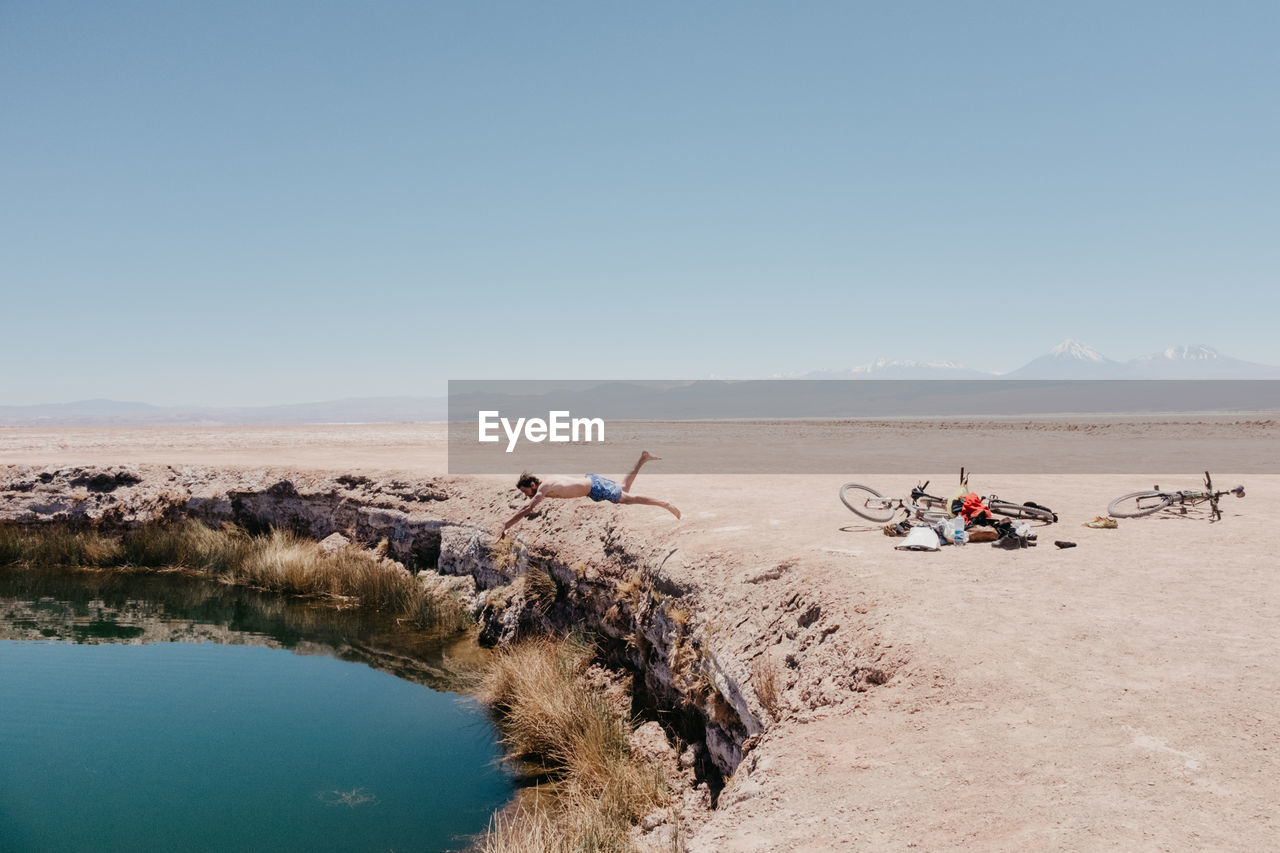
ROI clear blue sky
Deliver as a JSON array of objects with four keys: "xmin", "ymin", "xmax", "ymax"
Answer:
[{"xmin": 3, "ymin": 1, "xmax": 1277, "ymax": 406}]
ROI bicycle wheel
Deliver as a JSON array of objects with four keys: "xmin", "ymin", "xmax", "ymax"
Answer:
[
  {"xmin": 987, "ymin": 500, "xmax": 1056, "ymax": 524},
  {"xmin": 840, "ymin": 483, "xmax": 896, "ymax": 522},
  {"xmin": 1107, "ymin": 490, "xmax": 1173, "ymax": 518}
]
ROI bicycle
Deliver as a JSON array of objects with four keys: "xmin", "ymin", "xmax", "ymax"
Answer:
[
  {"xmin": 840, "ymin": 469, "xmax": 1058, "ymax": 525},
  {"xmin": 839, "ymin": 480, "xmax": 951, "ymax": 524},
  {"xmin": 982, "ymin": 495, "xmax": 1058, "ymax": 523},
  {"xmin": 1107, "ymin": 472, "xmax": 1245, "ymax": 521}
]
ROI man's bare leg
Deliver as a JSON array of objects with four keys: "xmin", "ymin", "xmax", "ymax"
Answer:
[
  {"xmin": 621, "ymin": 450, "xmax": 661, "ymax": 493},
  {"xmin": 619, "ymin": 493, "xmax": 680, "ymax": 519}
]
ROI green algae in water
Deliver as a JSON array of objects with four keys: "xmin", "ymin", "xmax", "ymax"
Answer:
[{"xmin": 0, "ymin": 570, "xmax": 514, "ymax": 853}]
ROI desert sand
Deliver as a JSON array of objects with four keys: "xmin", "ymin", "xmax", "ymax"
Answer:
[{"xmin": 3, "ymin": 422, "xmax": 1277, "ymax": 851}]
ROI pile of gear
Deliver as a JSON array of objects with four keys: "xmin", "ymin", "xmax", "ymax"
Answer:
[{"xmin": 888, "ymin": 490, "xmax": 1077, "ymax": 552}]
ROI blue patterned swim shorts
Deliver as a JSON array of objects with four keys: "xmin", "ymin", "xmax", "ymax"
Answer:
[{"xmin": 586, "ymin": 474, "xmax": 622, "ymax": 503}]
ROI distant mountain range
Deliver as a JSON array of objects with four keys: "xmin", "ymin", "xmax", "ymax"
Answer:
[
  {"xmin": 789, "ymin": 359, "xmax": 996, "ymax": 380},
  {"xmin": 0, "ymin": 396, "xmax": 448, "ymax": 427},
  {"xmin": 792, "ymin": 340, "xmax": 1280, "ymax": 380},
  {"xmin": 5, "ymin": 341, "xmax": 1279, "ymax": 425}
]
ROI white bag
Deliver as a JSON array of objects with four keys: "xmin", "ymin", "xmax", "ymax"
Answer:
[
  {"xmin": 895, "ymin": 526, "xmax": 940, "ymax": 551},
  {"xmin": 940, "ymin": 515, "xmax": 964, "ymax": 544}
]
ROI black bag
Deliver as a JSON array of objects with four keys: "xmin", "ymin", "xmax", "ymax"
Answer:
[{"xmin": 1023, "ymin": 501, "xmax": 1059, "ymax": 523}]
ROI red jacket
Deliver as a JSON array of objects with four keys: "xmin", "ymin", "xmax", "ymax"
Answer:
[{"xmin": 959, "ymin": 492, "xmax": 989, "ymax": 523}]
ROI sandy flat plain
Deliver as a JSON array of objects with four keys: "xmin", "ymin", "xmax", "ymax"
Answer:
[{"xmin": 3, "ymin": 421, "xmax": 1277, "ymax": 851}]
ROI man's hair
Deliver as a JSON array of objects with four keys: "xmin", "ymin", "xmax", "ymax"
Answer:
[{"xmin": 516, "ymin": 472, "xmax": 540, "ymax": 490}]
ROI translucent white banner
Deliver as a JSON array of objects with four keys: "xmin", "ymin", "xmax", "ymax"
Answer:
[{"xmin": 447, "ymin": 380, "xmax": 1280, "ymax": 474}]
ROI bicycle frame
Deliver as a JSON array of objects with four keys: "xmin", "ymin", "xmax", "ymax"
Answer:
[{"xmin": 1164, "ymin": 474, "xmax": 1246, "ymax": 521}]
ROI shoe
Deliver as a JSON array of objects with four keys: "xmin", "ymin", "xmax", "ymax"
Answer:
[
  {"xmin": 883, "ymin": 522, "xmax": 908, "ymax": 537},
  {"xmin": 1054, "ymin": 540, "xmax": 1077, "ymax": 549},
  {"xmin": 992, "ymin": 535, "xmax": 1022, "ymax": 550},
  {"xmin": 1083, "ymin": 516, "xmax": 1118, "ymax": 529}
]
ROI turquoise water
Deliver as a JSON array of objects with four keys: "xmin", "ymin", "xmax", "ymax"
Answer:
[{"xmin": 0, "ymin": 571, "xmax": 514, "ymax": 852}]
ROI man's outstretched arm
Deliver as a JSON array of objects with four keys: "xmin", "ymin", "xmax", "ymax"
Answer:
[{"xmin": 500, "ymin": 493, "xmax": 545, "ymax": 536}]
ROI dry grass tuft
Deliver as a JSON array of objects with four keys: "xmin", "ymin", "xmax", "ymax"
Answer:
[
  {"xmin": 480, "ymin": 805, "xmax": 563, "ymax": 853},
  {"xmin": 475, "ymin": 636, "xmax": 668, "ymax": 852},
  {"xmin": 615, "ymin": 570, "xmax": 646, "ymax": 615},
  {"xmin": 0, "ymin": 524, "xmax": 122, "ymax": 568},
  {"xmin": 120, "ymin": 519, "xmax": 250, "ymax": 572},
  {"xmin": 751, "ymin": 652, "xmax": 783, "ymax": 719},
  {"xmin": 523, "ymin": 563, "xmax": 558, "ymax": 615},
  {"xmin": 491, "ymin": 535, "xmax": 523, "ymax": 571}
]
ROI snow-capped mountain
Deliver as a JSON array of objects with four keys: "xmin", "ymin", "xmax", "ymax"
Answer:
[
  {"xmin": 785, "ymin": 359, "xmax": 995, "ymax": 379},
  {"xmin": 1003, "ymin": 340, "xmax": 1280, "ymax": 379},
  {"xmin": 1150, "ymin": 344, "xmax": 1222, "ymax": 362},
  {"xmin": 1129, "ymin": 345, "xmax": 1280, "ymax": 378},
  {"xmin": 1003, "ymin": 339, "xmax": 1129, "ymax": 379},
  {"xmin": 1049, "ymin": 339, "xmax": 1108, "ymax": 362}
]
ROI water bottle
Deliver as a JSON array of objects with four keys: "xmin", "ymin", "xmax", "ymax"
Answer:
[
  {"xmin": 954, "ymin": 528, "xmax": 967, "ymax": 547},
  {"xmin": 952, "ymin": 516, "xmax": 967, "ymax": 547}
]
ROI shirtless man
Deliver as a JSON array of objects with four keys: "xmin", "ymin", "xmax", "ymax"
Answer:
[{"xmin": 499, "ymin": 451, "xmax": 680, "ymax": 536}]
